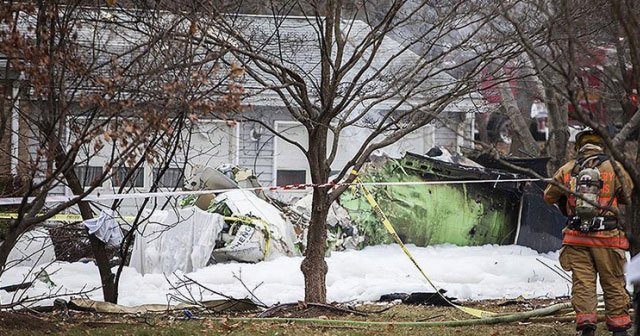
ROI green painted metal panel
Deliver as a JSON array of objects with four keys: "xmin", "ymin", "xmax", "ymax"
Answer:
[{"xmin": 340, "ymin": 157, "xmax": 518, "ymax": 247}]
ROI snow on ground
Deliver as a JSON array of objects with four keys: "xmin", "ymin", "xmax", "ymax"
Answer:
[{"xmin": 0, "ymin": 244, "xmax": 572, "ymax": 307}]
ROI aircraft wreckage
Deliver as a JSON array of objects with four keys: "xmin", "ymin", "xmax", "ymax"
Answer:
[
  {"xmin": 126, "ymin": 148, "xmax": 565, "ymax": 274},
  {"xmin": 16, "ymin": 148, "xmax": 565, "ymax": 274},
  {"xmin": 339, "ymin": 150, "xmax": 565, "ymax": 253}
]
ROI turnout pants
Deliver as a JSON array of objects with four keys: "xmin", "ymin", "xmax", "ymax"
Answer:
[{"xmin": 559, "ymin": 245, "xmax": 631, "ymax": 331}]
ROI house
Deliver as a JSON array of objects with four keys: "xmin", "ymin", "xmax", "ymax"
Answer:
[
  {"xmin": 2, "ymin": 9, "xmax": 482, "ymax": 214},
  {"xmin": 222, "ymin": 15, "xmax": 480, "ymax": 191}
]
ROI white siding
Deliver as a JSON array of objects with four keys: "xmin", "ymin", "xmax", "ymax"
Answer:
[{"xmin": 65, "ymin": 119, "xmax": 239, "ymax": 215}]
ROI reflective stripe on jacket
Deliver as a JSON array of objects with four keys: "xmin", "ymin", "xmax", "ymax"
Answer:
[{"xmin": 562, "ymin": 228, "xmax": 629, "ymax": 249}]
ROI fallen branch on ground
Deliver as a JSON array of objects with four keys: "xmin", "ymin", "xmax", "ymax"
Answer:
[
  {"xmin": 257, "ymin": 302, "xmax": 368, "ymax": 318},
  {"xmin": 0, "ymin": 282, "xmax": 33, "ymax": 292},
  {"xmin": 226, "ymin": 302, "xmax": 573, "ymax": 327}
]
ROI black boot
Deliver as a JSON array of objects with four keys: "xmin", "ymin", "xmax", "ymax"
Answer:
[
  {"xmin": 576, "ymin": 325, "xmax": 596, "ymax": 336},
  {"xmin": 611, "ymin": 331, "xmax": 629, "ymax": 336}
]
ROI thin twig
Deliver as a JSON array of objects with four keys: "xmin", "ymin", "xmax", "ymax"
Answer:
[
  {"xmin": 232, "ymin": 270, "xmax": 267, "ymax": 308},
  {"xmin": 417, "ymin": 314, "xmax": 446, "ymax": 322},
  {"xmin": 163, "ymin": 273, "xmax": 263, "ymax": 314},
  {"xmin": 536, "ymin": 258, "xmax": 571, "ymax": 282},
  {"xmin": 360, "ymin": 305, "xmax": 394, "ymax": 314},
  {"xmin": 553, "ymin": 264, "xmax": 572, "ymax": 280},
  {"xmin": 182, "ymin": 274, "xmax": 266, "ymax": 308}
]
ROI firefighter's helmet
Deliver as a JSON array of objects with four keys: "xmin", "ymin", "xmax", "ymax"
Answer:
[{"xmin": 575, "ymin": 128, "xmax": 604, "ymax": 150}]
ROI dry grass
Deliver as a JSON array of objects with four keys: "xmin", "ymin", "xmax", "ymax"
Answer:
[{"xmin": 0, "ymin": 299, "xmax": 622, "ymax": 336}]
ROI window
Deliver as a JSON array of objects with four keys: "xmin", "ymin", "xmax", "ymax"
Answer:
[
  {"xmin": 74, "ymin": 166, "xmax": 103, "ymax": 187},
  {"xmin": 153, "ymin": 167, "xmax": 184, "ymax": 188},
  {"xmin": 274, "ymin": 123, "xmax": 309, "ymax": 187},
  {"xmin": 112, "ymin": 167, "xmax": 144, "ymax": 188},
  {"xmin": 276, "ymin": 170, "xmax": 306, "ymax": 185}
]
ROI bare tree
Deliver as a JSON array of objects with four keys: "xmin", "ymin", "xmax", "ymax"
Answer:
[
  {"xmin": 173, "ymin": 0, "xmax": 521, "ymax": 303},
  {"xmin": 0, "ymin": 1, "xmax": 239, "ymax": 303},
  {"xmin": 473, "ymin": 8, "xmax": 571, "ymax": 167}
]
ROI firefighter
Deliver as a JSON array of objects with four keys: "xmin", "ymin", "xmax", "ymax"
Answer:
[{"xmin": 544, "ymin": 128, "xmax": 634, "ymax": 336}]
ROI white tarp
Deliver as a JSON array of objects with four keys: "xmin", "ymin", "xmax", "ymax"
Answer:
[
  {"xmin": 84, "ymin": 209, "xmax": 123, "ymax": 247},
  {"xmin": 130, "ymin": 207, "xmax": 225, "ymax": 275}
]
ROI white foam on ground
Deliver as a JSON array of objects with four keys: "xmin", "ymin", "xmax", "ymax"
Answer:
[{"xmin": 0, "ymin": 244, "xmax": 571, "ymax": 307}]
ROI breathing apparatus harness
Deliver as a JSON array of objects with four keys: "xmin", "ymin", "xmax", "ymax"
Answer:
[{"xmin": 568, "ymin": 154, "xmax": 620, "ymax": 233}]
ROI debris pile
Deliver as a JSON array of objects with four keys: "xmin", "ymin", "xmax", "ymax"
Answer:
[
  {"xmin": 340, "ymin": 148, "xmax": 565, "ymax": 251},
  {"xmin": 25, "ymin": 147, "xmax": 564, "ymax": 274},
  {"xmin": 131, "ymin": 163, "xmax": 361, "ymax": 274},
  {"xmin": 287, "ymin": 194, "xmax": 363, "ymax": 253}
]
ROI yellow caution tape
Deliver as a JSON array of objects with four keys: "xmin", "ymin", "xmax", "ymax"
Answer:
[{"xmin": 352, "ymin": 170, "xmax": 496, "ymax": 318}]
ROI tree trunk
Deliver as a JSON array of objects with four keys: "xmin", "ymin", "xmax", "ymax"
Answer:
[
  {"xmin": 545, "ymin": 88, "xmax": 569, "ymax": 175},
  {"xmin": 475, "ymin": 114, "xmax": 490, "ymax": 144},
  {"xmin": 301, "ymin": 125, "xmax": 330, "ymax": 303},
  {"xmin": 498, "ymin": 83, "xmax": 540, "ymax": 157},
  {"xmin": 300, "ymin": 188, "xmax": 330, "ymax": 303},
  {"xmin": 0, "ymin": 228, "xmax": 19, "ymax": 275},
  {"xmin": 52, "ymin": 141, "xmax": 117, "ymax": 303}
]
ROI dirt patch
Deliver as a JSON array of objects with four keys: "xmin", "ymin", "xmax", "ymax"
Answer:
[{"xmin": 0, "ymin": 311, "xmax": 60, "ymax": 333}]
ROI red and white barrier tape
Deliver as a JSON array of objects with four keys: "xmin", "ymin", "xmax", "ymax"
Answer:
[{"xmin": 0, "ymin": 177, "xmax": 549, "ymax": 206}]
